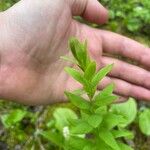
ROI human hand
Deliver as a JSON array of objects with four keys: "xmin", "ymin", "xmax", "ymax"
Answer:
[{"xmin": 0, "ymin": 0, "xmax": 149, "ymax": 105}]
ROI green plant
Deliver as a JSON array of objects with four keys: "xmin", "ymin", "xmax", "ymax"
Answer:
[
  {"xmin": 99, "ymin": 0, "xmax": 150, "ymax": 35},
  {"xmin": 38, "ymin": 38, "xmax": 138, "ymax": 150},
  {"xmin": 0, "ymin": 1, "xmax": 150, "ymax": 149},
  {"xmin": 0, "ymin": 0, "xmax": 19, "ymax": 10},
  {"xmin": 138, "ymin": 108, "xmax": 150, "ymax": 136}
]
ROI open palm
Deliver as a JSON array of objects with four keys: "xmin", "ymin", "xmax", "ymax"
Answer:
[{"xmin": 0, "ymin": 0, "xmax": 150, "ymax": 105}]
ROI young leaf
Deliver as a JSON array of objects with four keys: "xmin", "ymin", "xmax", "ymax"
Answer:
[
  {"xmin": 92, "ymin": 64, "xmax": 113, "ymax": 87},
  {"xmin": 60, "ymin": 56, "xmax": 77, "ymax": 64},
  {"xmin": 71, "ymin": 121, "xmax": 93, "ymax": 134},
  {"xmin": 97, "ymin": 139, "xmax": 114, "ymax": 150},
  {"xmin": 39, "ymin": 130, "xmax": 64, "ymax": 147},
  {"xmin": 99, "ymin": 128, "xmax": 120, "ymax": 150},
  {"xmin": 69, "ymin": 37, "xmax": 78, "ymax": 60},
  {"xmin": 67, "ymin": 136, "xmax": 92, "ymax": 150},
  {"xmin": 101, "ymin": 113, "xmax": 126, "ymax": 130},
  {"xmin": 53, "ymin": 108, "xmax": 78, "ymax": 130},
  {"xmin": 72, "ymin": 89, "xmax": 85, "ymax": 96},
  {"xmin": 84, "ymin": 83, "xmax": 96, "ymax": 99},
  {"xmin": 117, "ymin": 141, "xmax": 134, "ymax": 150},
  {"xmin": 111, "ymin": 98, "xmax": 137, "ymax": 127},
  {"xmin": 95, "ymin": 106, "xmax": 107, "ymax": 115},
  {"xmin": 112, "ymin": 129, "xmax": 134, "ymax": 139},
  {"xmin": 87, "ymin": 114, "xmax": 103, "ymax": 128},
  {"xmin": 65, "ymin": 92, "xmax": 90, "ymax": 110},
  {"xmin": 83, "ymin": 145, "xmax": 95, "ymax": 150},
  {"xmin": 1, "ymin": 109, "xmax": 27, "ymax": 128},
  {"xmin": 77, "ymin": 41, "xmax": 88, "ymax": 70},
  {"xmin": 139, "ymin": 109, "xmax": 150, "ymax": 136},
  {"xmin": 65, "ymin": 67, "xmax": 85, "ymax": 85},
  {"xmin": 69, "ymin": 38, "xmax": 89, "ymax": 71},
  {"xmin": 101, "ymin": 83, "xmax": 115, "ymax": 96},
  {"xmin": 94, "ymin": 94, "xmax": 118, "ymax": 107},
  {"xmin": 84, "ymin": 62, "xmax": 96, "ymax": 80}
]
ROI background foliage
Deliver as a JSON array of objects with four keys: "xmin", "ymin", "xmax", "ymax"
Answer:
[
  {"xmin": 0, "ymin": 0, "xmax": 150, "ymax": 150},
  {"xmin": 100, "ymin": 0, "xmax": 150, "ymax": 35}
]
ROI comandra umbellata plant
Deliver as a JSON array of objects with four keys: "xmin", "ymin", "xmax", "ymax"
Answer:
[{"xmin": 39, "ymin": 38, "xmax": 136, "ymax": 150}]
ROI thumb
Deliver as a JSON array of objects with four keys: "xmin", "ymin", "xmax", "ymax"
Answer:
[{"xmin": 71, "ymin": 0, "xmax": 108, "ymax": 24}]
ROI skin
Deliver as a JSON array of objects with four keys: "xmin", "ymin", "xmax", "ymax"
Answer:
[{"xmin": 0, "ymin": 0, "xmax": 150, "ymax": 105}]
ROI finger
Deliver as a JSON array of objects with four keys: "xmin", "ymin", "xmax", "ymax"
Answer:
[
  {"xmin": 101, "ymin": 56, "xmax": 150, "ymax": 89},
  {"xmin": 71, "ymin": 0, "xmax": 108, "ymax": 24},
  {"xmin": 99, "ymin": 30, "xmax": 150, "ymax": 68},
  {"xmin": 98, "ymin": 76, "xmax": 150, "ymax": 101}
]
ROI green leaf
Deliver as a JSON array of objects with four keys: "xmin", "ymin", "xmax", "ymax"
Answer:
[
  {"xmin": 95, "ymin": 106, "xmax": 107, "ymax": 115},
  {"xmin": 94, "ymin": 83, "xmax": 117, "ymax": 107},
  {"xmin": 1, "ymin": 109, "xmax": 27, "ymax": 128},
  {"xmin": 65, "ymin": 67, "xmax": 85, "ymax": 85},
  {"xmin": 92, "ymin": 64, "xmax": 113, "ymax": 87},
  {"xmin": 60, "ymin": 56, "xmax": 77, "ymax": 64},
  {"xmin": 77, "ymin": 40, "xmax": 88, "ymax": 70},
  {"xmin": 69, "ymin": 38, "xmax": 89, "ymax": 71},
  {"xmin": 97, "ymin": 139, "xmax": 114, "ymax": 150},
  {"xmin": 46, "ymin": 120, "xmax": 55, "ymax": 128},
  {"xmin": 71, "ymin": 120, "xmax": 93, "ymax": 134},
  {"xmin": 94, "ymin": 94, "xmax": 118, "ymax": 107},
  {"xmin": 69, "ymin": 38, "xmax": 78, "ymax": 60},
  {"xmin": 53, "ymin": 108, "xmax": 77, "ymax": 130},
  {"xmin": 101, "ymin": 113, "xmax": 126, "ymax": 130},
  {"xmin": 39, "ymin": 130, "xmax": 63, "ymax": 147},
  {"xmin": 65, "ymin": 92, "xmax": 90, "ymax": 110},
  {"xmin": 139, "ymin": 109, "xmax": 150, "ymax": 136},
  {"xmin": 87, "ymin": 114, "xmax": 103, "ymax": 128},
  {"xmin": 72, "ymin": 89, "xmax": 85, "ymax": 96},
  {"xmin": 112, "ymin": 129, "xmax": 134, "ymax": 139},
  {"xmin": 83, "ymin": 146, "xmax": 94, "ymax": 150},
  {"xmin": 84, "ymin": 83, "xmax": 96, "ymax": 99},
  {"xmin": 67, "ymin": 136, "xmax": 92, "ymax": 150},
  {"xmin": 101, "ymin": 83, "xmax": 115, "ymax": 96},
  {"xmin": 117, "ymin": 141, "xmax": 133, "ymax": 150},
  {"xmin": 111, "ymin": 98, "xmax": 137, "ymax": 127},
  {"xmin": 84, "ymin": 62, "xmax": 96, "ymax": 80},
  {"xmin": 99, "ymin": 129, "xmax": 120, "ymax": 150}
]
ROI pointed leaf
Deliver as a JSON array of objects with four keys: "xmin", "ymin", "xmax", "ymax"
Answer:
[
  {"xmin": 92, "ymin": 64, "xmax": 113, "ymax": 87},
  {"xmin": 101, "ymin": 83, "xmax": 115, "ymax": 96},
  {"xmin": 72, "ymin": 89, "xmax": 85, "ymax": 96},
  {"xmin": 71, "ymin": 121, "xmax": 93, "ymax": 134},
  {"xmin": 101, "ymin": 113, "xmax": 126, "ymax": 130},
  {"xmin": 39, "ymin": 130, "xmax": 63, "ymax": 147},
  {"xmin": 1, "ymin": 109, "xmax": 27, "ymax": 128},
  {"xmin": 53, "ymin": 108, "xmax": 77, "ymax": 130},
  {"xmin": 94, "ymin": 94, "xmax": 118, "ymax": 107},
  {"xmin": 69, "ymin": 38, "xmax": 89, "ymax": 71},
  {"xmin": 65, "ymin": 67, "xmax": 86, "ymax": 84},
  {"xmin": 69, "ymin": 38, "xmax": 78, "ymax": 60},
  {"xmin": 112, "ymin": 129, "xmax": 134, "ymax": 139},
  {"xmin": 99, "ymin": 129, "xmax": 120, "ymax": 150},
  {"xmin": 95, "ymin": 106, "xmax": 107, "ymax": 115},
  {"xmin": 65, "ymin": 92, "xmax": 90, "ymax": 110},
  {"xmin": 117, "ymin": 141, "xmax": 133, "ymax": 150},
  {"xmin": 67, "ymin": 136, "xmax": 92, "ymax": 150},
  {"xmin": 97, "ymin": 139, "xmax": 114, "ymax": 150},
  {"xmin": 60, "ymin": 56, "xmax": 77, "ymax": 64},
  {"xmin": 87, "ymin": 114, "xmax": 103, "ymax": 128},
  {"xmin": 84, "ymin": 62, "xmax": 96, "ymax": 80}
]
